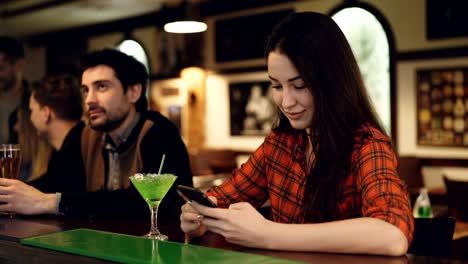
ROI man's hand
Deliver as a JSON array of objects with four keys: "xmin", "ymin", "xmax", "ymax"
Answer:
[{"xmin": 0, "ymin": 178, "xmax": 58, "ymax": 215}]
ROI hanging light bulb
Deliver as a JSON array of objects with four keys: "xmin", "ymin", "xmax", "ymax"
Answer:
[
  {"xmin": 163, "ymin": 0, "xmax": 207, "ymax": 34},
  {"xmin": 164, "ymin": 21, "xmax": 207, "ymax": 33}
]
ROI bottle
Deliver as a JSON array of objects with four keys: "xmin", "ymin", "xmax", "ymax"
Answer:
[{"xmin": 413, "ymin": 188, "xmax": 433, "ymax": 218}]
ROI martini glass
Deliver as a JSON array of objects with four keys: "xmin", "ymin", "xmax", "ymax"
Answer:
[{"xmin": 130, "ymin": 173, "xmax": 177, "ymax": 240}]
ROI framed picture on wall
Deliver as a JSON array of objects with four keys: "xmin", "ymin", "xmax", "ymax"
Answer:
[
  {"xmin": 416, "ymin": 66, "xmax": 468, "ymax": 147},
  {"xmin": 396, "ymin": 57, "xmax": 468, "ymax": 158},
  {"xmin": 167, "ymin": 105, "xmax": 182, "ymax": 132},
  {"xmin": 149, "ymin": 78, "xmax": 188, "ymax": 140},
  {"xmin": 228, "ymin": 80, "xmax": 275, "ymax": 136},
  {"xmin": 205, "ymin": 71, "xmax": 274, "ymax": 151},
  {"xmin": 205, "ymin": 7, "xmax": 294, "ymax": 71},
  {"xmin": 214, "ymin": 9, "xmax": 293, "ymax": 64}
]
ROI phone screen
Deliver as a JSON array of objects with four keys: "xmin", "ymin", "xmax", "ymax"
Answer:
[{"xmin": 176, "ymin": 185, "xmax": 217, "ymax": 207}]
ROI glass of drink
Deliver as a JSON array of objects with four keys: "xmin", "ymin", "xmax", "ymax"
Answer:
[
  {"xmin": 130, "ymin": 173, "xmax": 177, "ymax": 240},
  {"xmin": 0, "ymin": 144, "xmax": 21, "ymax": 218},
  {"xmin": 0, "ymin": 144, "xmax": 21, "ymax": 179}
]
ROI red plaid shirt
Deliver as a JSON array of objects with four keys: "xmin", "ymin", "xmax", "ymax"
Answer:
[{"xmin": 207, "ymin": 125, "xmax": 414, "ymax": 244}]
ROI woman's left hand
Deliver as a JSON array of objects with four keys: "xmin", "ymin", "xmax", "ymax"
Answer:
[{"xmin": 191, "ymin": 201, "xmax": 273, "ymax": 248}]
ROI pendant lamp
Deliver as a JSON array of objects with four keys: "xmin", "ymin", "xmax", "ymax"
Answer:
[{"xmin": 163, "ymin": 0, "xmax": 207, "ymax": 34}]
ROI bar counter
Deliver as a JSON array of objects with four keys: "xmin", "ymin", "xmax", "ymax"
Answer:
[{"xmin": 0, "ymin": 215, "xmax": 466, "ymax": 263}]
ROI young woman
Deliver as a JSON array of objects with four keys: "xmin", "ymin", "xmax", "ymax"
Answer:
[
  {"xmin": 13, "ymin": 85, "xmax": 52, "ymax": 181},
  {"xmin": 180, "ymin": 12, "xmax": 413, "ymax": 256}
]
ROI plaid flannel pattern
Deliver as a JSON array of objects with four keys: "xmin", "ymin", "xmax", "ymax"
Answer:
[{"xmin": 207, "ymin": 125, "xmax": 414, "ymax": 244}]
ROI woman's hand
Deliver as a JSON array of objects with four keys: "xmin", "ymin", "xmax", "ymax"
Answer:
[
  {"xmin": 192, "ymin": 201, "xmax": 273, "ymax": 249},
  {"xmin": 0, "ymin": 178, "xmax": 58, "ymax": 215},
  {"xmin": 180, "ymin": 196, "xmax": 218, "ymax": 237}
]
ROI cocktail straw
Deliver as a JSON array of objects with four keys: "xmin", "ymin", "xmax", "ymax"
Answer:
[{"xmin": 158, "ymin": 154, "xmax": 166, "ymax": 175}]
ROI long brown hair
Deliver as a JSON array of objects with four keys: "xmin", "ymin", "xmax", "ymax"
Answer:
[
  {"xmin": 265, "ymin": 12, "xmax": 385, "ymax": 221},
  {"xmin": 15, "ymin": 86, "xmax": 52, "ymax": 180}
]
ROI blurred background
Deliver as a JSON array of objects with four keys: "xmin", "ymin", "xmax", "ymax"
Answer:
[{"xmin": 2, "ymin": 0, "xmax": 468, "ymax": 195}]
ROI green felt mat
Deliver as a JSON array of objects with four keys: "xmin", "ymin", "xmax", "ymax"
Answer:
[{"xmin": 21, "ymin": 228, "xmax": 302, "ymax": 264}]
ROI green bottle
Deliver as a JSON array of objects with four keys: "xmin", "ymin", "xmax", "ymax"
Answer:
[{"xmin": 413, "ymin": 188, "xmax": 433, "ymax": 218}]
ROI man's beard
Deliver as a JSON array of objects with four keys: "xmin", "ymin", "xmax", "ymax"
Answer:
[{"xmin": 89, "ymin": 111, "xmax": 129, "ymax": 133}]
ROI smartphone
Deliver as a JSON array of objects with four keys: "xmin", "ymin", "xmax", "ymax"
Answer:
[{"xmin": 176, "ymin": 185, "xmax": 217, "ymax": 208}]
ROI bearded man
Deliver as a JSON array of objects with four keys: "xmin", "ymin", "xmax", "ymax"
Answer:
[{"xmin": 0, "ymin": 49, "xmax": 193, "ymax": 220}]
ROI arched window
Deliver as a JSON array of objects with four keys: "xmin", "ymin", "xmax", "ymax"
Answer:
[
  {"xmin": 332, "ymin": 7, "xmax": 392, "ymax": 135},
  {"xmin": 116, "ymin": 39, "xmax": 150, "ymax": 74}
]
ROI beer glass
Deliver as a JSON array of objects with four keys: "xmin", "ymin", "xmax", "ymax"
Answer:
[
  {"xmin": 0, "ymin": 144, "xmax": 21, "ymax": 218},
  {"xmin": 0, "ymin": 144, "xmax": 21, "ymax": 179}
]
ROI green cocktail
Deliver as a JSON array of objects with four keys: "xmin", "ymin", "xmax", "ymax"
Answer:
[
  {"xmin": 130, "ymin": 173, "xmax": 177, "ymax": 240},
  {"xmin": 131, "ymin": 173, "xmax": 177, "ymax": 206}
]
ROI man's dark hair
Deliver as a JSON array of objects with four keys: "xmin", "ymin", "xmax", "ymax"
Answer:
[
  {"xmin": 31, "ymin": 74, "xmax": 83, "ymax": 122},
  {"xmin": 79, "ymin": 48, "xmax": 148, "ymax": 112},
  {"xmin": 0, "ymin": 36, "xmax": 25, "ymax": 63}
]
